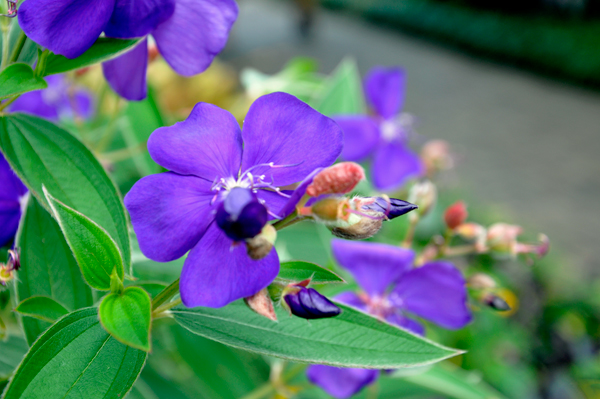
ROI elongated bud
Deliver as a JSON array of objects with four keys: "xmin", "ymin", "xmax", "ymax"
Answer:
[
  {"xmin": 245, "ymin": 288, "xmax": 277, "ymax": 321},
  {"xmin": 360, "ymin": 197, "xmax": 418, "ymax": 220},
  {"xmin": 444, "ymin": 201, "xmax": 467, "ymax": 230},
  {"xmin": 7, "ymin": 249, "xmax": 19, "ymax": 272},
  {"xmin": 329, "ymin": 217, "xmax": 382, "ymax": 240},
  {"xmin": 482, "ymin": 294, "xmax": 511, "ymax": 312},
  {"xmin": 306, "ymin": 162, "xmax": 365, "ymax": 197},
  {"xmin": 282, "ymin": 286, "xmax": 341, "ymax": 320},
  {"xmin": 216, "ymin": 187, "xmax": 268, "ymax": 241},
  {"xmin": 408, "ymin": 180, "xmax": 437, "ymax": 218},
  {"xmin": 246, "ymin": 224, "xmax": 277, "ymax": 260},
  {"xmin": 467, "ymin": 273, "xmax": 496, "ymax": 290}
]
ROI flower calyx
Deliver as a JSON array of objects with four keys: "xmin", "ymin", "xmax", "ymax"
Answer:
[{"xmin": 244, "ymin": 288, "xmax": 278, "ymax": 322}]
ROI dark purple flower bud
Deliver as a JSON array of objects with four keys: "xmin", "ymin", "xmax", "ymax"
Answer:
[
  {"xmin": 284, "ymin": 287, "xmax": 341, "ymax": 320},
  {"xmin": 215, "ymin": 187, "xmax": 268, "ymax": 241},
  {"xmin": 361, "ymin": 197, "xmax": 418, "ymax": 220},
  {"xmin": 483, "ymin": 294, "xmax": 511, "ymax": 311}
]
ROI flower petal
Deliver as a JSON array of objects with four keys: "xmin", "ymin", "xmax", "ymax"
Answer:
[
  {"xmin": 391, "ymin": 261, "xmax": 472, "ymax": 330},
  {"xmin": 385, "ymin": 313, "xmax": 425, "ymax": 336},
  {"xmin": 255, "ymin": 189, "xmax": 291, "ymax": 219},
  {"xmin": 147, "ymin": 102, "xmax": 242, "ymax": 180},
  {"xmin": 241, "ymin": 92, "xmax": 343, "ymax": 187},
  {"xmin": 372, "ymin": 141, "xmax": 424, "ymax": 192},
  {"xmin": 18, "ymin": 0, "xmax": 114, "ymax": 59},
  {"xmin": 0, "ymin": 154, "xmax": 27, "ymax": 201},
  {"xmin": 275, "ymin": 167, "xmax": 322, "ymax": 219},
  {"xmin": 332, "ymin": 240, "xmax": 414, "ymax": 297},
  {"xmin": 334, "ymin": 116, "xmax": 379, "ymax": 161},
  {"xmin": 334, "ymin": 291, "xmax": 367, "ymax": 312},
  {"xmin": 104, "ymin": 0, "xmax": 175, "ymax": 38},
  {"xmin": 364, "ymin": 67, "xmax": 405, "ymax": 120},
  {"xmin": 102, "ymin": 38, "xmax": 148, "ymax": 101},
  {"xmin": 124, "ymin": 172, "xmax": 215, "ymax": 262},
  {"xmin": 152, "ymin": 0, "xmax": 238, "ymax": 76},
  {"xmin": 9, "ymin": 91, "xmax": 59, "ymax": 121},
  {"xmin": 307, "ymin": 365, "xmax": 378, "ymax": 399},
  {"xmin": 180, "ymin": 223, "xmax": 280, "ymax": 308},
  {"xmin": 0, "ymin": 201, "xmax": 21, "ymax": 247}
]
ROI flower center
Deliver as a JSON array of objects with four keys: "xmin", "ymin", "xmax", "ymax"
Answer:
[
  {"xmin": 379, "ymin": 113, "xmax": 417, "ymax": 143},
  {"xmin": 360, "ymin": 293, "xmax": 395, "ymax": 319}
]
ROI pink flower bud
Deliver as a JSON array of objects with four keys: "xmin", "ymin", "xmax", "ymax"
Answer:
[
  {"xmin": 444, "ymin": 201, "xmax": 468, "ymax": 230},
  {"xmin": 244, "ymin": 288, "xmax": 277, "ymax": 321},
  {"xmin": 467, "ymin": 273, "xmax": 497, "ymax": 290},
  {"xmin": 486, "ymin": 223, "xmax": 522, "ymax": 254},
  {"xmin": 306, "ymin": 162, "xmax": 365, "ymax": 197}
]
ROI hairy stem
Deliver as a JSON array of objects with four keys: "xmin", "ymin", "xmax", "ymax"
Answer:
[
  {"xmin": 152, "ymin": 278, "xmax": 180, "ymax": 310},
  {"xmin": 8, "ymin": 31, "xmax": 25, "ymax": 64}
]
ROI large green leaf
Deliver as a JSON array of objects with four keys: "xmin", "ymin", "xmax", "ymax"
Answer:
[
  {"xmin": 0, "ymin": 114, "xmax": 131, "ymax": 270},
  {"xmin": 314, "ymin": 57, "xmax": 366, "ymax": 116},
  {"xmin": 99, "ymin": 287, "xmax": 151, "ymax": 351},
  {"xmin": 173, "ymin": 301, "xmax": 462, "ymax": 368},
  {"xmin": 276, "ymin": 261, "xmax": 345, "ymax": 284},
  {"xmin": 15, "ymin": 197, "xmax": 93, "ymax": 345},
  {"xmin": 0, "ymin": 336, "xmax": 28, "ymax": 380},
  {"xmin": 44, "ymin": 38, "xmax": 141, "ymax": 76},
  {"xmin": 0, "ymin": 64, "xmax": 47, "ymax": 100},
  {"xmin": 45, "ymin": 189, "xmax": 124, "ymax": 291},
  {"xmin": 15, "ymin": 296, "xmax": 69, "ymax": 323},
  {"xmin": 2, "ymin": 308, "xmax": 147, "ymax": 399}
]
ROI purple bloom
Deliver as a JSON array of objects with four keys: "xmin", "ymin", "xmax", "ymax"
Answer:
[
  {"xmin": 0, "ymin": 153, "xmax": 27, "ymax": 247},
  {"xmin": 335, "ymin": 67, "xmax": 424, "ymax": 191},
  {"xmin": 125, "ymin": 92, "xmax": 343, "ymax": 308},
  {"xmin": 307, "ymin": 366, "xmax": 378, "ymax": 399},
  {"xmin": 8, "ymin": 75, "xmax": 94, "ymax": 122},
  {"xmin": 283, "ymin": 286, "xmax": 341, "ymax": 320},
  {"xmin": 18, "ymin": 0, "xmax": 238, "ymax": 101},
  {"xmin": 307, "ymin": 239, "xmax": 471, "ymax": 398}
]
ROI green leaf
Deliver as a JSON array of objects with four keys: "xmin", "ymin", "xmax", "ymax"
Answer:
[
  {"xmin": 0, "ymin": 113, "xmax": 131, "ymax": 270},
  {"xmin": 0, "ymin": 64, "xmax": 47, "ymax": 100},
  {"xmin": 0, "ymin": 335, "xmax": 28, "ymax": 380},
  {"xmin": 44, "ymin": 38, "xmax": 141, "ymax": 76},
  {"xmin": 173, "ymin": 301, "xmax": 462, "ymax": 368},
  {"xmin": 314, "ymin": 57, "xmax": 366, "ymax": 116},
  {"xmin": 15, "ymin": 197, "xmax": 93, "ymax": 345},
  {"xmin": 99, "ymin": 287, "xmax": 152, "ymax": 351},
  {"xmin": 2, "ymin": 308, "xmax": 147, "ymax": 399},
  {"xmin": 134, "ymin": 282, "xmax": 167, "ymax": 299},
  {"xmin": 14, "ymin": 296, "xmax": 69, "ymax": 323},
  {"xmin": 45, "ymin": 188, "xmax": 124, "ymax": 291},
  {"xmin": 276, "ymin": 261, "xmax": 345, "ymax": 284}
]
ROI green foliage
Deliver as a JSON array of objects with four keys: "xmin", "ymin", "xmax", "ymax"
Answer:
[
  {"xmin": 276, "ymin": 261, "xmax": 345, "ymax": 284},
  {"xmin": 99, "ymin": 287, "xmax": 152, "ymax": 351},
  {"xmin": 44, "ymin": 38, "xmax": 141, "ymax": 76},
  {"xmin": 0, "ymin": 335, "xmax": 28, "ymax": 381},
  {"xmin": 15, "ymin": 296, "xmax": 69, "ymax": 323},
  {"xmin": 314, "ymin": 57, "xmax": 366, "ymax": 116},
  {"xmin": 173, "ymin": 300, "xmax": 461, "ymax": 368},
  {"xmin": 0, "ymin": 114, "xmax": 131, "ymax": 270},
  {"xmin": 0, "ymin": 64, "xmax": 47, "ymax": 100},
  {"xmin": 2, "ymin": 308, "xmax": 147, "ymax": 399},
  {"xmin": 15, "ymin": 197, "xmax": 93, "ymax": 345},
  {"xmin": 45, "ymin": 189, "xmax": 124, "ymax": 291}
]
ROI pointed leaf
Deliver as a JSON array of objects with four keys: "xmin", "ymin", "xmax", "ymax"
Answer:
[
  {"xmin": 45, "ymin": 188, "xmax": 124, "ymax": 290},
  {"xmin": 99, "ymin": 287, "xmax": 152, "ymax": 351},
  {"xmin": 0, "ymin": 63, "xmax": 47, "ymax": 100},
  {"xmin": 314, "ymin": 57, "xmax": 366, "ymax": 116},
  {"xmin": 15, "ymin": 197, "xmax": 94, "ymax": 345},
  {"xmin": 276, "ymin": 261, "xmax": 345, "ymax": 284},
  {"xmin": 15, "ymin": 296, "xmax": 69, "ymax": 323},
  {"xmin": 173, "ymin": 300, "xmax": 462, "ymax": 369},
  {"xmin": 2, "ymin": 308, "xmax": 147, "ymax": 399}
]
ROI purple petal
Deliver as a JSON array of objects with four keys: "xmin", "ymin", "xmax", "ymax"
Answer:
[
  {"xmin": 307, "ymin": 365, "xmax": 378, "ymax": 399},
  {"xmin": 275, "ymin": 167, "xmax": 322, "ymax": 219},
  {"xmin": 102, "ymin": 38, "xmax": 148, "ymax": 101},
  {"xmin": 284, "ymin": 287, "xmax": 341, "ymax": 320},
  {"xmin": 152, "ymin": 0, "xmax": 238, "ymax": 76},
  {"xmin": 73, "ymin": 90, "xmax": 94, "ymax": 119},
  {"xmin": 124, "ymin": 172, "xmax": 215, "ymax": 262},
  {"xmin": 391, "ymin": 261, "xmax": 472, "ymax": 330},
  {"xmin": 18, "ymin": 0, "xmax": 114, "ymax": 59},
  {"xmin": 104, "ymin": 0, "xmax": 175, "ymax": 38},
  {"xmin": 334, "ymin": 291, "xmax": 367, "ymax": 312},
  {"xmin": 364, "ymin": 67, "xmax": 405, "ymax": 119},
  {"xmin": 385, "ymin": 313, "xmax": 425, "ymax": 336},
  {"xmin": 254, "ymin": 189, "xmax": 291, "ymax": 220},
  {"xmin": 0, "ymin": 153, "xmax": 27, "ymax": 201},
  {"xmin": 8, "ymin": 91, "xmax": 59, "ymax": 121},
  {"xmin": 372, "ymin": 141, "xmax": 424, "ymax": 192},
  {"xmin": 334, "ymin": 116, "xmax": 379, "ymax": 161},
  {"xmin": 180, "ymin": 223, "xmax": 279, "ymax": 308},
  {"xmin": 147, "ymin": 102, "xmax": 242, "ymax": 180},
  {"xmin": 241, "ymin": 92, "xmax": 343, "ymax": 187},
  {"xmin": 331, "ymin": 240, "xmax": 414, "ymax": 297},
  {"xmin": 0, "ymin": 202, "xmax": 21, "ymax": 247}
]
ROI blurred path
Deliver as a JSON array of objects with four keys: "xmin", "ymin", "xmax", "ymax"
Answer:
[{"xmin": 225, "ymin": 0, "xmax": 600, "ymax": 279}]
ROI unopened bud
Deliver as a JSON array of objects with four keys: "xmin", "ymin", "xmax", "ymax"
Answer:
[
  {"xmin": 246, "ymin": 224, "xmax": 277, "ymax": 260},
  {"xmin": 421, "ymin": 140, "xmax": 453, "ymax": 175},
  {"xmin": 444, "ymin": 201, "xmax": 468, "ymax": 230},
  {"xmin": 407, "ymin": 180, "xmax": 437, "ymax": 217},
  {"xmin": 486, "ymin": 223, "xmax": 522, "ymax": 254},
  {"xmin": 306, "ymin": 162, "xmax": 365, "ymax": 197},
  {"xmin": 245, "ymin": 288, "xmax": 277, "ymax": 321},
  {"xmin": 148, "ymin": 42, "xmax": 160, "ymax": 63},
  {"xmin": 483, "ymin": 294, "xmax": 511, "ymax": 312},
  {"xmin": 7, "ymin": 249, "xmax": 19, "ymax": 271},
  {"xmin": 283, "ymin": 286, "xmax": 341, "ymax": 320},
  {"xmin": 359, "ymin": 197, "xmax": 418, "ymax": 220},
  {"xmin": 467, "ymin": 273, "xmax": 496, "ymax": 290},
  {"xmin": 329, "ymin": 216, "xmax": 382, "ymax": 240},
  {"xmin": 456, "ymin": 223, "xmax": 487, "ymax": 252}
]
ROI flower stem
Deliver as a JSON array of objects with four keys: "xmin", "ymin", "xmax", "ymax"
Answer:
[
  {"xmin": 34, "ymin": 49, "xmax": 49, "ymax": 77},
  {"xmin": 401, "ymin": 216, "xmax": 419, "ymax": 248},
  {"xmin": 152, "ymin": 278, "xmax": 180, "ymax": 310},
  {"xmin": 8, "ymin": 31, "xmax": 26, "ymax": 64},
  {"xmin": 152, "ymin": 298, "xmax": 182, "ymax": 319},
  {"xmin": 0, "ymin": 20, "xmax": 10, "ymax": 71}
]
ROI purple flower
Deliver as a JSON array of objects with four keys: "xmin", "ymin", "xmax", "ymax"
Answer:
[
  {"xmin": 307, "ymin": 239, "xmax": 471, "ymax": 398},
  {"xmin": 9, "ymin": 75, "xmax": 94, "ymax": 122},
  {"xmin": 0, "ymin": 153, "xmax": 27, "ymax": 247},
  {"xmin": 125, "ymin": 92, "xmax": 343, "ymax": 308},
  {"xmin": 18, "ymin": 0, "xmax": 238, "ymax": 101},
  {"xmin": 335, "ymin": 67, "xmax": 424, "ymax": 191}
]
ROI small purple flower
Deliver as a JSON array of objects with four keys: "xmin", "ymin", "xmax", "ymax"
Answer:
[
  {"xmin": 0, "ymin": 153, "xmax": 27, "ymax": 247},
  {"xmin": 18, "ymin": 0, "xmax": 238, "ymax": 101},
  {"xmin": 307, "ymin": 239, "xmax": 471, "ymax": 398},
  {"xmin": 9, "ymin": 75, "xmax": 94, "ymax": 122},
  {"xmin": 335, "ymin": 67, "xmax": 424, "ymax": 192},
  {"xmin": 125, "ymin": 92, "xmax": 343, "ymax": 308}
]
